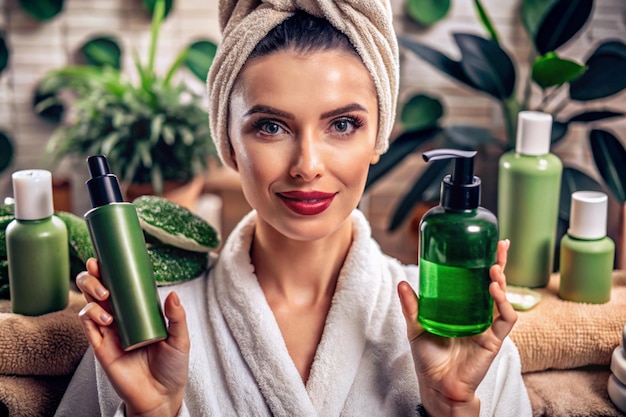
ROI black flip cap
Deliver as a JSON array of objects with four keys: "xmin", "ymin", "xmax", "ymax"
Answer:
[{"xmin": 86, "ymin": 155, "xmax": 124, "ymax": 208}]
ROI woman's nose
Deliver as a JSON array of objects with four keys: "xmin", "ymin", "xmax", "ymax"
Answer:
[{"xmin": 289, "ymin": 132, "xmax": 324, "ymax": 181}]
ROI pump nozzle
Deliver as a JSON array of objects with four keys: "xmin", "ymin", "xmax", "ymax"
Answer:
[
  {"xmin": 423, "ymin": 149, "xmax": 480, "ymax": 211},
  {"xmin": 85, "ymin": 155, "xmax": 124, "ymax": 208}
]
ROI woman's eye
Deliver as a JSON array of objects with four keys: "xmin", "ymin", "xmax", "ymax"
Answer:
[
  {"xmin": 263, "ymin": 122, "xmax": 281, "ymax": 134},
  {"xmin": 331, "ymin": 117, "xmax": 362, "ymax": 135},
  {"xmin": 253, "ymin": 120, "xmax": 285, "ymax": 135}
]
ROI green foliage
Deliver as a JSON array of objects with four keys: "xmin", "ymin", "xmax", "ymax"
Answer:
[
  {"xmin": 0, "ymin": 131, "xmax": 14, "ymax": 174},
  {"xmin": 18, "ymin": 0, "xmax": 64, "ymax": 21},
  {"xmin": 368, "ymin": 0, "xmax": 626, "ymax": 231},
  {"xmin": 80, "ymin": 36, "xmax": 122, "ymax": 69},
  {"xmin": 36, "ymin": 0, "xmax": 218, "ymax": 195},
  {"xmin": 406, "ymin": 0, "xmax": 451, "ymax": 26}
]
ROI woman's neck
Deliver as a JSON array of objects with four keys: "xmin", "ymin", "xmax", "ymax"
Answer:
[{"xmin": 251, "ymin": 219, "xmax": 353, "ymax": 309}]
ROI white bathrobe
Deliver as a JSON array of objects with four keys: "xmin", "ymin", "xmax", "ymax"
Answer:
[{"xmin": 55, "ymin": 210, "xmax": 532, "ymax": 417}]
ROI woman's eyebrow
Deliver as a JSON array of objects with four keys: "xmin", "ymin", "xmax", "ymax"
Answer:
[
  {"xmin": 321, "ymin": 103, "xmax": 368, "ymax": 119},
  {"xmin": 244, "ymin": 105, "xmax": 294, "ymax": 119}
]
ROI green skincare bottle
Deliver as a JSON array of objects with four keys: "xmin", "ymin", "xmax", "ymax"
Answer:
[
  {"xmin": 6, "ymin": 169, "xmax": 69, "ymax": 316},
  {"xmin": 559, "ymin": 191, "xmax": 615, "ymax": 303},
  {"xmin": 84, "ymin": 155, "xmax": 167, "ymax": 351},
  {"xmin": 498, "ymin": 111, "xmax": 562, "ymax": 288},
  {"xmin": 418, "ymin": 149, "xmax": 498, "ymax": 337}
]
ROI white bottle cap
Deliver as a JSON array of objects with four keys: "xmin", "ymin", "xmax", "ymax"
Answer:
[
  {"xmin": 515, "ymin": 111, "xmax": 553, "ymax": 156},
  {"xmin": 12, "ymin": 169, "xmax": 55, "ymax": 220},
  {"xmin": 568, "ymin": 191, "xmax": 608, "ymax": 240}
]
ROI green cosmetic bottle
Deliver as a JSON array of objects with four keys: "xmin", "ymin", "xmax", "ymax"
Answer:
[
  {"xmin": 418, "ymin": 149, "xmax": 498, "ymax": 337},
  {"xmin": 84, "ymin": 155, "xmax": 167, "ymax": 351},
  {"xmin": 559, "ymin": 191, "xmax": 615, "ymax": 303},
  {"xmin": 6, "ymin": 169, "xmax": 69, "ymax": 316},
  {"xmin": 498, "ymin": 111, "xmax": 562, "ymax": 288}
]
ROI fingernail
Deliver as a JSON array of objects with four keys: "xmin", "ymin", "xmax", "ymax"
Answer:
[
  {"xmin": 95, "ymin": 287, "xmax": 109, "ymax": 299},
  {"xmin": 171, "ymin": 292, "xmax": 180, "ymax": 307},
  {"xmin": 100, "ymin": 312, "xmax": 113, "ymax": 324},
  {"xmin": 504, "ymin": 239, "xmax": 510, "ymax": 248}
]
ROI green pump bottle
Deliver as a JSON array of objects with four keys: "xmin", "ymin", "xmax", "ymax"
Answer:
[{"xmin": 418, "ymin": 149, "xmax": 498, "ymax": 337}]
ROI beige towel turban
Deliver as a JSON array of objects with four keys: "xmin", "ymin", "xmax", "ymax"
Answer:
[{"xmin": 207, "ymin": 0, "xmax": 399, "ymax": 170}]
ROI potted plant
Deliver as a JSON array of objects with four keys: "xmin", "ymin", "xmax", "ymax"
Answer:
[{"xmin": 36, "ymin": 0, "xmax": 218, "ymax": 207}]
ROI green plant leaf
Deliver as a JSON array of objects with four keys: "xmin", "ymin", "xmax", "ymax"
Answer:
[
  {"xmin": 454, "ymin": 33, "xmax": 516, "ymax": 99},
  {"xmin": 559, "ymin": 167, "xmax": 604, "ymax": 221},
  {"xmin": 405, "ymin": 0, "xmax": 450, "ymax": 26},
  {"xmin": 184, "ymin": 40, "xmax": 218, "ymax": 82},
  {"xmin": 398, "ymin": 37, "xmax": 478, "ymax": 90},
  {"xmin": 474, "ymin": 0, "xmax": 499, "ymax": 43},
  {"xmin": 400, "ymin": 94, "xmax": 444, "ymax": 132},
  {"xmin": 80, "ymin": 36, "xmax": 122, "ymax": 69},
  {"xmin": 533, "ymin": 0, "xmax": 593, "ymax": 55},
  {"xmin": 551, "ymin": 121, "xmax": 568, "ymax": 144},
  {"xmin": 0, "ymin": 33, "xmax": 8, "ymax": 75},
  {"xmin": 567, "ymin": 110, "xmax": 624, "ymax": 123},
  {"xmin": 32, "ymin": 81, "xmax": 65, "ymax": 122},
  {"xmin": 388, "ymin": 160, "xmax": 450, "ymax": 231},
  {"xmin": 143, "ymin": 0, "xmax": 174, "ymax": 19},
  {"xmin": 521, "ymin": 0, "xmax": 558, "ymax": 41},
  {"xmin": 532, "ymin": 52, "xmax": 585, "ymax": 89},
  {"xmin": 365, "ymin": 127, "xmax": 442, "ymax": 190},
  {"xmin": 589, "ymin": 129, "xmax": 626, "ymax": 203},
  {"xmin": 570, "ymin": 40, "xmax": 626, "ymax": 101},
  {"xmin": 0, "ymin": 131, "xmax": 14, "ymax": 174},
  {"xmin": 18, "ymin": 0, "xmax": 64, "ymax": 21}
]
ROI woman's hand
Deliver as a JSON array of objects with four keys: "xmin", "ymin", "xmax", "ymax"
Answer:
[
  {"xmin": 77, "ymin": 258, "xmax": 190, "ymax": 417},
  {"xmin": 397, "ymin": 240, "xmax": 516, "ymax": 417}
]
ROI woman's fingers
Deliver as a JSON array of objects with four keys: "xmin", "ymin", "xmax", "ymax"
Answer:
[
  {"xmin": 76, "ymin": 258, "xmax": 110, "ymax": 304},
  {"xmin": 163, "ymin": 292, "xmax": 190, "ymax": 354},
  {"xmin": 397, "ymin": 281, "xmax": 424, "ymax": 342},
  {"xmin": 489, "ymin": 264, "xmax": 517, "ymax": 341}
]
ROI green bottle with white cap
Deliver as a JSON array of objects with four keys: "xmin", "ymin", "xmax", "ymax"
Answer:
[
  {"xmin": 498, "ymin": 111, "xmax": 562, "ymax": 288},
  {"xmin": 6, "ymin": 169, "xmax": 69, "ymax": 315},
  {"xmin": 559, "ymin": 191, "xmax": 614, "ymax": 303}
]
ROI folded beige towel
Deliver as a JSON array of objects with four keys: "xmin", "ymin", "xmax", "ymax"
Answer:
[
  {"xmin": 0, "ymin": 291, "xmax": 88, "ymax": 376},
  {"xmin": 510, "ymin": 270, "xmax": 626, "ymax": 373},
  {"xmin": 524, "ymin": 366, "xmax": 622, "ymax": 417},
  {"xmin": 207, "ymin": 0, "xmax": 399, "ymax": 169},
  {"xmin": 0, "ymin": 374, "xmax": 72, "ymax": 417}
]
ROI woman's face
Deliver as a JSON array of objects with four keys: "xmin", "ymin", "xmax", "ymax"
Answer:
[{"xmin": 228, "ymin": 48, "xmax": 380, "ymax": 242}]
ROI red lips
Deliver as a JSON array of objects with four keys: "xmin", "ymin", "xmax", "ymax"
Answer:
[{"xmin": 277, "ymin": 190, "xmax": 336, "ymax": 215}]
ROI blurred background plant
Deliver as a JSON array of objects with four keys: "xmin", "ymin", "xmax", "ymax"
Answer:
[
  {"xmin": 0, "ymin": 31, "xmax": 14, "ymax": 177},
  {"xmin": 365, "ymin": 0, "xmax": 626, "ymax": 237},
  {"xmin": 34, "ymin": 0, "xmax": 218, "ymax": 196}
]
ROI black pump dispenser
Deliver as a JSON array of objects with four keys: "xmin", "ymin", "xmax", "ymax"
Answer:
[
  {"xmin": 423, "ymin": 149, "xmax": 480, "ymax": 211},
  {"xmin": 86, "ymin": 155, "xmax": 124, "ymax": 208}
]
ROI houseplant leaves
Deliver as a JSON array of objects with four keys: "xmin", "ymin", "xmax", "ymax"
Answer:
[
  {"xmin": 18, "ymin": 0, "xmax": 64, "ymax": 21},
  {"xmin": 530, "ymin": 0, "xmax": 593, "ymax": 55},
  {"xmin": 590, "ymin": 129, "xmax": 626, "ymax": 203},
  {"xmin": 184, "ymin": 40, "xmax": 217, "ymax": 82},
  {"xmin": 0, "ymin": 33, "xmax": 8, "ymax": 74},
  {"xmin": 532, "ymin": 52, "xmax": 585, "ymax": 89},
  {"xmin": 405, "ymin": 0, "xmax": 450, "ymax": 26},
  {"xmin": 570, "ymin": 40, "xmax": 626, "ymax": 101},
  {"xmin": 0, "ymin": 131, "xmax": 14, "ymax": 174},
  {"xmin": 80, "ymin": 36, "xmax": 122, "ymax": 69},
  {"xmin": 400, "ymin": 94, "xmax": 443, "ymax": 132},
  {"xmin": 143, "ymin": 0, "xmax": 174, "ymax": 19}
]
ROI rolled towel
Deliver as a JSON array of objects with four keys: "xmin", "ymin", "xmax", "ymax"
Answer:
[
  {"xmin": 510, "ymin": 270, "xmax": 626, "ymax": 373},
  {"xmin": 0, "ymin": 374, "xmax": 73, "ymax": 417},
  {"xmin": 207, "ymin": 0, "xmax": 399, "ymax": 169},
  {"xmin": 0, "ymin": 291, "xmax": 88, "ymax": 376}
]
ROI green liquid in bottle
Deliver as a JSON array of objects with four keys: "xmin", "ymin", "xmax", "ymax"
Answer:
[{"xmin": 419, "ymin": 258, "xmax": 493, "ymax": 337}]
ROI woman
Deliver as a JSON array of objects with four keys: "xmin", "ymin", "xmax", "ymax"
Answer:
[{"xmin": 55, "ymin": 2, "xmax": 531, "ymax": 416}]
